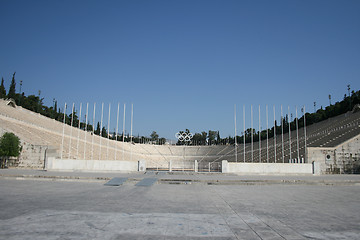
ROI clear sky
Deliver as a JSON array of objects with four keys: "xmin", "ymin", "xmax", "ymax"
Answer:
[{"xmin": 1, "ymin": 0, "xmax": 360, "ymax": 140}]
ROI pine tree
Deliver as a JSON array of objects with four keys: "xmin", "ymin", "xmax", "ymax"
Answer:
[
  {"xmin": 0, "ymin": 77, "xmax": 6, "ymax": 99},
  {"xmin": 53, "ymin": 100, "xmax": 58, "ymax": 119},
  {"xmin": 7, "ymin": 72, "xmax": 16, "ymax": 100},
  {"xmin": 216, "ymin": 131, "xmax": 221, "ymax": 144},
  {"xmin": 101, "ymin": 127, "xmax": 107, "ymax": 138},
  {"xmin": 95, "ymin": 122, "xmax": 101, "ymax": 135}
]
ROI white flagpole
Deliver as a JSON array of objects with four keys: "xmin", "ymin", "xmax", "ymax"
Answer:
[
  {"xmin": 243, "ymin": 105, "xmax": 246, "ymax": 163},
  {"xmin": 258, "ymin": 105, "xmax": 261, "ymax": 163},
  {"xmin": 296, "ymin": 106, "xmax": 300, "ymax": 161},
  {"xmin": 68, "ymin": 103, "xmax": 74, "ymax": 159},
  {"xmin": 115, "ymin": 102, "xmax": 120, "ymax": 160},
  {"xmin": 91, "ymin": 103, "xmax": 95, "ymax": 160},
  {"xmin": 130, "ymin": 103, "xmax": 133, "ymax": 143},
  {"xmin": 122, "ymin": 103, "xmax": 126, "ymax": 160},
  {"xmin": 76, "ymin": 103, "xmax": 82, "ymax": 158},
  {"xmin": 107, "ymin": 103, "xmax": 111, "ymax": 160},
  {"xmin": 99, "ymin": 102, "xmax": 104, "ymax": 160},
  {"xmin": 288, "ymin": 106, "xmax": 292, "ymax": 162},
  {"xmin": 61, "ymin": 103, "xmax": 67, "ymax": 159},
  {"xmin": 281, "ymin": 105, "xmax": 284, "ymax": 163},
  {"xmin": 234, "ymin": 104, "xmax": 237, "ymax": 163},
  {"xmin": 273, "ymin": 105, "xmax": 276, "ymax": 163},
  {"xmin": 130, "ymin": 103, "xmax": 134, "ymax": 161},
  {"xmin": 303, "ymin": 105, "xmax": 307, "ymax": 163},
  {"xmin": 251, "ymin": 104, "xmax": 253, "ymax": 163},
  {"xmin": 99, "ymin": 103, "xmax": 104, "ymax": 160},
  {"xmin": 83, "ymin": 103, "xmax": 88, "ymax": 159},
  {"xmin": 266, "ymin": 104, "xmax": 269, "ymax": 163}
]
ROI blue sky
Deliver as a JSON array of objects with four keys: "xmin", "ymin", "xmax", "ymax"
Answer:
[{"xmin": 1, "ymin": 0, "xmax": 360, "ymax": 140}]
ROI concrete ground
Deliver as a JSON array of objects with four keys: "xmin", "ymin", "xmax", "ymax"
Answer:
[
  {"xmin": 1, "ymin": 170, "xmax": 360, "ymax": 239},
  {"xmin": 1, "ymin": 169, "xmax": 360, "ymax": 185}
]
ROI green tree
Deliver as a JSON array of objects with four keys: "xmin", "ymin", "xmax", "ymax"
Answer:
[
  {"xmin": 101, "ymin": 127, "xmax": 107, "ymax": 138},
  {"xmin": 150, "ymin": 131, "xmax": 159, "ymax": 141},
  {"xmin": 192, "ymin": 133, "xmax": 203, "ymax": 145},
  {"xmin": 0, "ymin": 77, "xmax": 6, "ymax": 98},
  {"xmin": 186, "ymin": 130, "xmax": 207, "ymax": 145},
  {"xmin": 7, "ymin": 72, "xmax": 16, "ymax": 100},
  {"xmin": 201, "ymin": 131, "xmax": 207, "ymax": 145},
  {"xmin": 52, "ymin": 100, "xmax": 58, "ymax": 119},
  {"xmin": 207, "ymin": 130, "xmax": 217, "ymax": 145},
  {"xmin": 87, "ymin": 123, "xmax": 93, "ymax": 132},
  {"xmin": 21, "ymin": 95, "xmax": 42, "ymax": 112},
  {"xmin": 69, "ymin": 111, "xmax": 79, "ymax": 128},
  {"xmin": 216, "ymin": 131, "xmax": 221, "ymax": 144},
  {"xmin": 159, "ymin": 137, "xmax": 166, "ymax": 145},
  {"xmin": 0, "ymin": 132, "xmax": 22, "ymax": 168},
  {"xmin": 95, "ymin": 122, "xmax": 101, "ymax": 135}
]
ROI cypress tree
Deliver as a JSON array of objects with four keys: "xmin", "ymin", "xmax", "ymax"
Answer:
[
  {"xmin": 95, "ymin": 122, "xmax": 101, "ymax": 135},
  {"xmin": 7, "ymin": 72, "xmax": 16, "ymax": 100},
  {"xmin": 0, "ymin": 77, "xmax": 6, "ymax": 99},
  {"xmin": 53, "ymin": 100, "xmax": 58, "ymax": 119}
]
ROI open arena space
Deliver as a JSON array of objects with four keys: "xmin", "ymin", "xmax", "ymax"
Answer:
[
  {"xmin": 2, "ymin": 1, "xmax": 360, "ymax": 239},
  {"xmin": 1, "ymin": 171, "xmax": 360, "ymax": 240}
]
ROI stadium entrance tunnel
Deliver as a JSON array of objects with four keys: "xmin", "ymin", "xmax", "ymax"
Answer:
[
  {"xmin": 145, "ymin": 160, "xmax": 222, "ymax": 173},
  {"xmin": 198, "ymin": 161, "xmax": 222, "ymax": 172}
]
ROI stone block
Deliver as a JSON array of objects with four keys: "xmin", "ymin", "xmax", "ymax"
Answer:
[{"xmin": 138, "ymin": 159, "xmax": 146, "ymax": 172}]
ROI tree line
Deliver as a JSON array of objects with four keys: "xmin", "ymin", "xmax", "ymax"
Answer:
[
  {"xmin": 177, "ymin": 87, "xmax": 360, "ymax": 146},
  {"xmin": 0, "ymin": 72, "xmax": 159, "ymax": 144},
  {"xmin": 1, "ymin": 72, "xmax": 359, "ymax": 146}
]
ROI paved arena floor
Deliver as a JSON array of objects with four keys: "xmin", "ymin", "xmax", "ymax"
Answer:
[{"xmin": 0, "ymin": 171, "xmax": 360, "ymax": 239}]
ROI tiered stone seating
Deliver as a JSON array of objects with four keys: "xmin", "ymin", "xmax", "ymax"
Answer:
[
  {"xmin": 232, "ymin": 110, "xmax": 360, "ymax": 164},
  {"xmin": 1, "ymin": 98, "xmax": 360, "ymax": 170}
]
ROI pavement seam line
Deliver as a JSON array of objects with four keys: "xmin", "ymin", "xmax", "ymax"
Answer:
[
  {"xmin": 208, "ymin": 186, "xmax": 256, "ymax": 240},
  {"xmin": 212, "ymin": 185, "xmax": 295, "ymax": 240}
]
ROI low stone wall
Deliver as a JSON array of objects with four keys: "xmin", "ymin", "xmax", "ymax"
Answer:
[
  {"xmin": 46, "ymin": 157, "xmax": 140, "ymax": 172},
  {"xmin": 307, "ymin": 134, "xmax": 360, "ymax": 174},
  {"xmin": 19, "ymin": 143, "xmax": 58, "ymax": 169},
  {"xmin": 222, "ymin": 161, "xmax": 313, "ymax": 174}
]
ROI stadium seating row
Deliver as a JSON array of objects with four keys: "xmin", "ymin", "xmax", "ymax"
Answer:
[{"xmin": 1, "ymin": 99, "xmax": 359, "ymax": 169}]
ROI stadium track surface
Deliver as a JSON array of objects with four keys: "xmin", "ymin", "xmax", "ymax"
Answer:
[{"xmin": 0, "ymin": 170, "xmax": 360, "ymax": 239}]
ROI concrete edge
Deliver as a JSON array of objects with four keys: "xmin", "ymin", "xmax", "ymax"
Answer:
[{"xmin": 1, "ymin": 174, "xmax": 360, "ymax": 186}]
